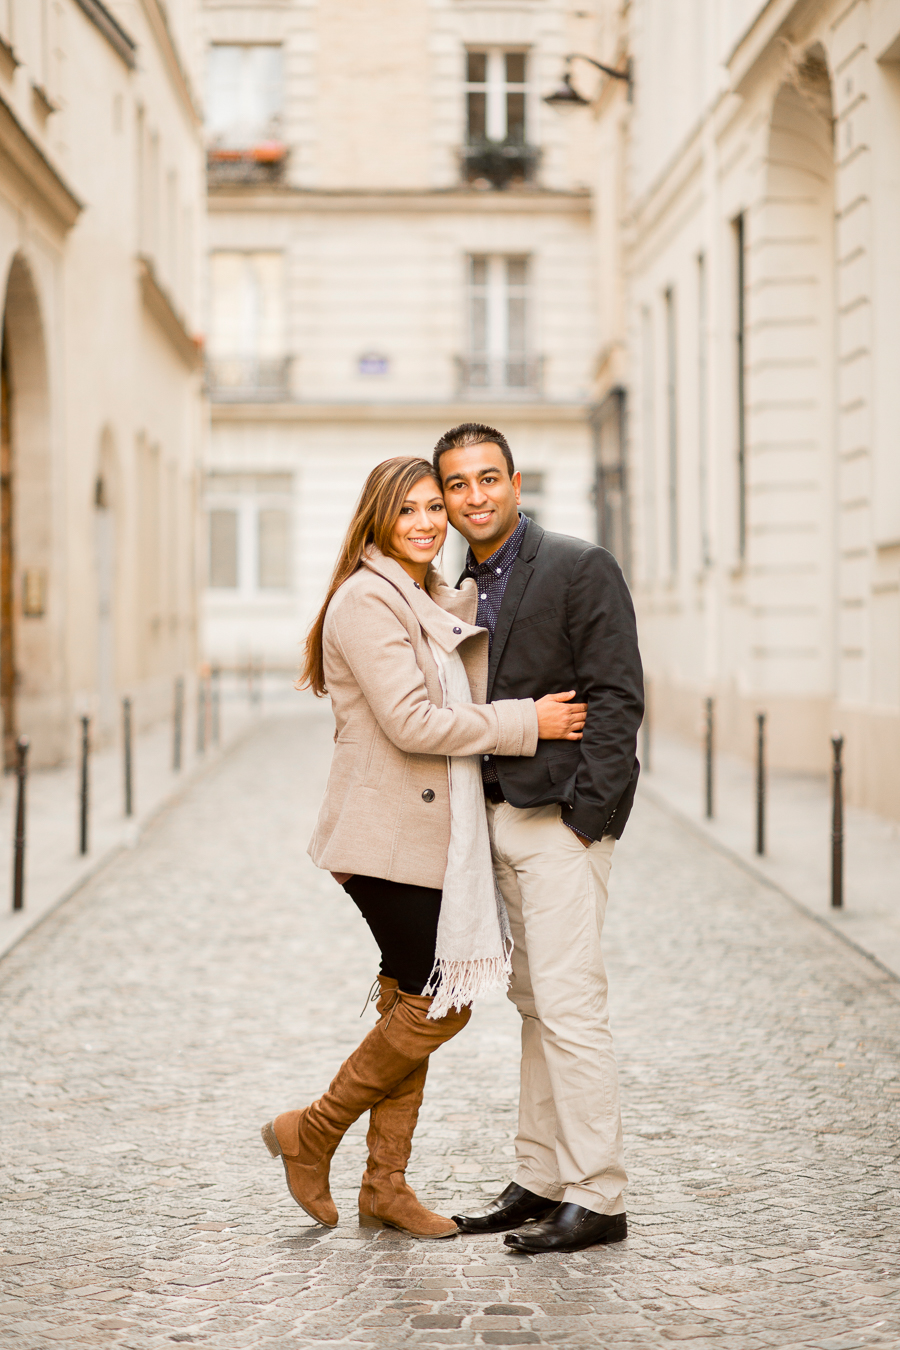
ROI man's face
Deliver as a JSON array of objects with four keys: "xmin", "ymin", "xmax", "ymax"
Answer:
[{"xmin": 439, "ymin": 443, "xmax": 521, "ymax": 558}]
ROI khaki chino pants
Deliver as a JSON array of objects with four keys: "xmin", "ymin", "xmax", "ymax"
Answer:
[{"xmin": 487, "ymin": 801, "xmax": 627, "ymax": 1216}]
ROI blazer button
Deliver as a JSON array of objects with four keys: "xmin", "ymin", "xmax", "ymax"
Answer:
[
  {"xmin": 421, "ymin": 789, "xmax": 435, "ymax": 802},
  {"xmin": 453, "ymin": 626, "xmax": 461, "ymax": 634}
]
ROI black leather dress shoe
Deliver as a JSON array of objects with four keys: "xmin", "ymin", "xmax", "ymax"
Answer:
[
  {"xmin": 504, "ymin": 1203, "xmax": 627, "ymax": 1253},
  {"xmin": 451, "ymin": 1182, "xmax": 559, "ymax": 1234}
]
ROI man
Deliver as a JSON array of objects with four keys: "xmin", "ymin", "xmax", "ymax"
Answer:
[{"xmin": 433, "ymin": 422, "xmax": 644, "ymax": 1254}]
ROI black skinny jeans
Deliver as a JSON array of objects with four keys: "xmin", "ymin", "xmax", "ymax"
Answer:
[{"xmin": 342, "ymin": 875, "xmax": 441, "ymax": 995}]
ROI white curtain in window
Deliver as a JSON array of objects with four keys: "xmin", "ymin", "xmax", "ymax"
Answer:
[
  {"xmin": 257, "ymin": 509, "xmax": 290, "ymax": 590},
  {"xmin": 207, "ymin": 45, "xmax": 283, "ymax": 148},
  {"xmin": 209, "ymin": 252, "xmax": 285, "ymax": 360},
  {"xmin": 468, "ymin": 256, "xmax": 529, "ymax": 359}
]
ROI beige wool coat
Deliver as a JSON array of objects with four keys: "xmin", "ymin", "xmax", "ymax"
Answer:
[{"xmin": 307, "ymin": 548, "xmax": 539, "ymax": 889}]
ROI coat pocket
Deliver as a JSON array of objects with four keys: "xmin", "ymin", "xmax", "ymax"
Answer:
[{"xmin": 362, "ymin": 725, "xmax": 389, "ymax": 788}]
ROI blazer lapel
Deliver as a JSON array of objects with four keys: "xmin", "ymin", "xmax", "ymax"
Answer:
[
  {"xmin": 457, "ymin": 518, "xmax": 544, "ymax": 699},
  {"xmin": 486, "ymin": 556, "xmax": 533, "ymax": 698}
]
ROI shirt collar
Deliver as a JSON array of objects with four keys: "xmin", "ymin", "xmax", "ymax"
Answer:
[{"xmin": 466, "ymin": 512, "xmax": 528, "ymax": 577}]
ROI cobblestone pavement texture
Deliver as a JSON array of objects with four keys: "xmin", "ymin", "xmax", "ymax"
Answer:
[{"xmin": 2, "ymin": 710, "xmax": 900, "ymax": 1350}]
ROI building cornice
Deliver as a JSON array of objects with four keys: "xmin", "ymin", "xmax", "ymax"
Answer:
[
  {"xmin": 0, "ymin": 91, "xmax": 82, "ymax": 232},
  {"xmin": 138, "ymin": 256, "xmax": 202, "ymax": 369},
  {"xmin": 73, "ymin": 0, "xmax": 137, "ymax": 69},
  {"xmin": 726, "ymin": 0, "xmax": 823, "ymax": 93},
  {"xmin": 138, "ymin": 0, "xmax": 202, "ymax": 125},
  {"xmin": 211, "ymin": 400, "xmax": 590, "ymax": 424},
  {"xmin": 207, "ymin": 187, "xmax": 592, "ymax": 216}
]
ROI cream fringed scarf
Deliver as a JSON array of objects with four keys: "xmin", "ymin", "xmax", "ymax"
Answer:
[{"xmin": 423, "ymin": 636, "xmax": 513, "ymax": 1020}]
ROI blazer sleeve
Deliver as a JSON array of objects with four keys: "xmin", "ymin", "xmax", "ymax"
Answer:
[
  {"xmin": 560, "ymin": 547, "xmax": 644, "ymax": 839},
  {"xmin": 328, "ymin": 587, "xmax": 538, "ymax": 759}
]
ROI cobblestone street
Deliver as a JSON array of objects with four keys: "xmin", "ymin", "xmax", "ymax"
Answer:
[{"xmin": 2, "ymin": 709, "xmax": 900, "ymax": 1350}]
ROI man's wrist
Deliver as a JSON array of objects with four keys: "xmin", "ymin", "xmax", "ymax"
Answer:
[{"xmin": 563, "ymin": 819, "xmax": 594, "ymax": 845}]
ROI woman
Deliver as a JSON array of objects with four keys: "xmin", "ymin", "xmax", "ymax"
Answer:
[{"xmin": 261, "ymin": 457, "xmax": 586, "ymax": 1239}]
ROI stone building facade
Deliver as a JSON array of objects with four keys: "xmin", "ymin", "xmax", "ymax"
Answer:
[
  {"xmin": 200, "ymin": 0, "xmax": 602, "ymax": 672},
  {"xmin": 590, "ymin": 0, "xmax": 900, "ymax": 820},
  {"xmin": 0, "ymin": 0, "xmax": 206, "ymax": 765}
]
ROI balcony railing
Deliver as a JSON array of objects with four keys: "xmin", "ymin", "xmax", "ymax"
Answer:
[
  {"xmin": 207, "ymin": 143, "xmax": 288, "ymax": 188},
  {"xmin": 461, "ymin": 139, "xmax": 540, "ymax": 190},
  {"xmin": 456, "ymin": 355, "xmax": 544, "ymax": 397},
  {"xmin": 206, "ymin": 356, "xmax": 292, "ymax": 402}
]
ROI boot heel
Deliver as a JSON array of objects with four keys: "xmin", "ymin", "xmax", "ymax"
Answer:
[
  {"xmin": 260, "ymin": 1121, "xmax": 282, "ymax": 1158},
  {"xmin": 358, "ymin": 1212, "xmax": 385, "ymax": 1229}
]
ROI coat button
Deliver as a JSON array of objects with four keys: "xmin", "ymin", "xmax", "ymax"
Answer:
[
  {"xmin": 421, "ymin": 789, "xmax": 435, "ymax": 802},
  {"xmin": 453, "ymin": 626, "xmax": 461, "ymax": 634}
]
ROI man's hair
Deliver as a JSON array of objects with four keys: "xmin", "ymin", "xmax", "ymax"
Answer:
[{"xmin": 432, "ymin": 423, "xmax": 515, "ymax": 481}]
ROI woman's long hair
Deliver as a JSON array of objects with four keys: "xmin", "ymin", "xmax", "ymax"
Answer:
[{"xmin": 299, "ymin": 456, "xmax": 439, "ymax": 696}]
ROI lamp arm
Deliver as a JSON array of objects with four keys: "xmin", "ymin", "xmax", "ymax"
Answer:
[{"xmin": 566, "ymin": 52, "xmax": 630, "ymax": 82}]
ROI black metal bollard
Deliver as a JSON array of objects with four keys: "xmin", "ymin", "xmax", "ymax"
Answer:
[
  {"xmin": 641, "ymin": 678, "xmax": 651, "ymax": 773},
  {"xmin": 197, "ymin": 677, "xmax": 207, "ymax": 755},
  {"xmin": 704, "ymin": 697, "xmax": 715, "ymax": 819},
  {"xmin": 831, "ymin": 733, "xmax": 844, "ymax": 909},
  {"xmin": 79, "ymin": 715, "xmax": 90, "ymax": 856},
  {"xmin": 173, "ymin": 676, "xmax": 184, "ymax": 772},
  {"xmin": 123, "ymin": 697, "xmax": 133, "ymax": 818},
  {"xmin": 12, "ymin": 735, "xmax": 28, "ymax": 911},
  {"xmin": 755, "ymin": 711, "xmax": 766, "ymax": 856},
  {"xmin": 211, "ymin": 666, "xmax": 221, "ymax": 747}
]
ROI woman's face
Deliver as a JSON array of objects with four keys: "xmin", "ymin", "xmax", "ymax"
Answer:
[{"xmin": 390, "ymin": 476, "xmax": 448, "ymax": 568}]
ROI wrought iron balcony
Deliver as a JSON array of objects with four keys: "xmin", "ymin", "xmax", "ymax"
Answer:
[
  {"xmin": 206, "ymin": 356, "xmax": 292, "ymax": 402},
  {"xmin": 207, "ymin": 143, "xmax": 288, "ymax": 188},
  {"xmin": 461, "ymin": 138, "xmax": 540, "ymax": 190},
  {"xmin": 455, "ymin": 355, "xmax": 544, "ymax": 397}
]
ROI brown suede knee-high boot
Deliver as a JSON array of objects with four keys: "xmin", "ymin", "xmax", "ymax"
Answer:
[{"xmin": 262, "ymin": 975, "xmax": 469, "ymax": 1227}]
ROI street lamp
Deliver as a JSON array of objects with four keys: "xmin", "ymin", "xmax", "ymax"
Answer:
[{"xmin": 543, "ymin": 53, "xmax": 631, "ymax": 109}]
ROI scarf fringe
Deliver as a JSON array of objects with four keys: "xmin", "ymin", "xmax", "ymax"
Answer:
[{"xmin": 424, "ymin": 947, "xmax": 513, "ymax": 1020}]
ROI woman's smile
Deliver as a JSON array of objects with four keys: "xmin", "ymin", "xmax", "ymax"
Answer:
[{"xmin": 390, "ymin": 475, "xmax": 448, "ymax": 580}]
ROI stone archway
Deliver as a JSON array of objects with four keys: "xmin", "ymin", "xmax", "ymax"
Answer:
[
  {"xmin": 1, "ymin": 254, "xmax": 52, "ymax": 767},
  {"xmin": 747, "ymin": 46, "xmax": 836, "ymax": 734}
]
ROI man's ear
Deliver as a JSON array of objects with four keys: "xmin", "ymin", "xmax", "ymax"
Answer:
[{"xmin": 512, "ymin": 470, "xmax": 522, "ymax": 506}]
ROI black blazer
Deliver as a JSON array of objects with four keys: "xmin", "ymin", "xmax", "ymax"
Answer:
[{"xmin": 462, "ymin": 518, "xmax": 644, "ymax": 840}]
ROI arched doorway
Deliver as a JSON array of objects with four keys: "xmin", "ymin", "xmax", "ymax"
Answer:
[
  {"xmin": 749, "ymin": 47, "xmax": 835, "ymax": 715},
  {"xmin": 1, "ymin": 254, "xmax": 52, "ymax": 767}
]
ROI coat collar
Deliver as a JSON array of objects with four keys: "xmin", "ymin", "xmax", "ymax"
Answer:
[{"xmin": 361, "ymin": 547, "xmax": 484, "ymax": 653}]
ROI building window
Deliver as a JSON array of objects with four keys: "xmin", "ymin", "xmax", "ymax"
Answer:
[
  {"xmin": 209, "ymin": 509, "xmax": 239, "ymax": 589},
  {"xmin": 207, "ymin": 45, "xmax": 283, "ymax": 148},
  {"xmin": 593, "ymin": 388, "xmax": 630, "ymax": 580},
  {"xmin": 206, "ymin": 474, "xmax": 293, "ymax": 595},
  {"xmin": 258, "ymin": 508, "xmax": 290, "ymax": 590},
  {"xmin": 459, "ymin": 255, "xmax": 540, "ymax": 393},
  {"xmin": 734, "ymin": 213, "xmax": 747, "ymax": 560},
  {"xmin": 640, "ymin": 306, "xmax": 657, "ymax": 582},
  {"xmin": 463, "ymin": 50, "xmax": 536, "ymax": 188},
  {"xmin": 207, "ymin": 252, "xmax": 288, "ymax": 400},
  {"xmin": 665, "ymin": 286, "xmax": 678, "ymax": 576},
  {"xmin": 518, "ymin": 470, "xmax": 544, "ymax": 526},
  {"xmin": 697, "ymin": 252, "xmax": 711, "ymax": 569},
  {"xmin": 206, "ymin": 44, "xmax": 285, "ymax": 183}
]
